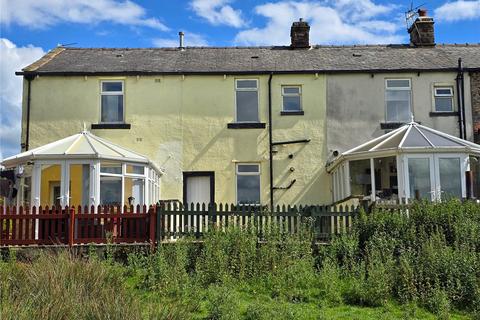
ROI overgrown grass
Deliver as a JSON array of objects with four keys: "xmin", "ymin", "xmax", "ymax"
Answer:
[{"xmin": 1, "ymin": 200, "xmax": 479, "ymax": 319}]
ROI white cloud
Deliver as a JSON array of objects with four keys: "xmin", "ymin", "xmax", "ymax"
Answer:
[
  {"xmin": 0, "ymin": 39, "xmax": 45, "ymax": 160},
  {"xmin": 0, "ymin": 0, "xmax": 169, "ymax": 31},
  {"xmin": 235, "ymin": 1, "xmax": 404, "ymax": 46},
  {"xmin": 190, "ymin": 0, "xmax": 245, "ymax": 28},
  {"xmin": 434, "ymin": 0, "xmax": 480, "ymax": 22},
  {"xmin": 153, "ymin": 32, "xmax": 209, "ymax": 47},
  {"xmin": 329, "ymin": 0, "xmax": 396, "ymax": 21}
]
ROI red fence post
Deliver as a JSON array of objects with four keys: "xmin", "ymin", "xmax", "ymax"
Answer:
[
  {"xmin": 149, "ymin": 206, "xmax": 156, "ymax": 251},
  {"xmin": 68, "ymin": 207, "xmax": 75, "ymax": 247}
]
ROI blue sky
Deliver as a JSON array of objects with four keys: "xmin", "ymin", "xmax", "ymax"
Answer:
[{"xmin": 1, "ymin": 0, "xmax": 480, "ymax": 160}]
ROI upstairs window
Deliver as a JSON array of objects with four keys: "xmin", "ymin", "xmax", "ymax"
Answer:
[
  {"xmin": 235, "ymin": 79, "xmax": 259, "ymax": 122},
  {"xmin": 101, "ymin": 81, "xmax": 124, "ymax": 123},
  {"xmin": 282, "ymin": 86, "xmax": 302, "ymax": 112},
  {"xmin": 236, "ymin": 163, "xmax": 260, "ymax": 204},
  {"xmin": 434, "ymin": 86, "xmax": 454, "ymax": 112},
  {"xmin": 385, "ymin": 79, "xmax": 411, "ymax": 123}
]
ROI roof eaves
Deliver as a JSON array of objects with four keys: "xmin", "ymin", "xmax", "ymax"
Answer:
[{"xmin": 15, "ymin": 67, "xmax": 464, "ymax": 77}]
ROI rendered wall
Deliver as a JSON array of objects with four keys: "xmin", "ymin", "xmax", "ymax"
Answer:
[
  {"xmin": 327, "ymin": 72, "xmax": 473, "ymax": 155},
  {"xmin": 21, "ymin": 74, "xmax": 329, "ymax": 205}
]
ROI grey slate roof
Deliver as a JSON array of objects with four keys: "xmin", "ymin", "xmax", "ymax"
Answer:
[{"xmin": 20, "ymin": 44, "xmax": 480, "ymax": 75}]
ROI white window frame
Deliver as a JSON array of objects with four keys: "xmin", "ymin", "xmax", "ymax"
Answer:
[
  {"xmin": 402, "ymin": 154, "xmax": 467, "ymax": 202},
  {"xmin": 282, "ymin": 85, "xmax": 302, "ymax": 112},
  {"xmin": 235, "ymin": 163, "xmax": 261, "ymax": 205},
  {"xmin": 235, "ymin": 79, "xmax": 259, "ymax": 123},
  {"xmin": 432, "ymin": 85, "xmax": 454, "ymax": 113},
  {"xmin": 100, "ymin": 80, "xmax": 125, "ymax": 124},
  {"xmin": 99, "ymin": 162, "xmax": 147, "ymax": 208},
  {"xmin": 385, "ymin": 79, "xmax": 412, "ymax": 123}
]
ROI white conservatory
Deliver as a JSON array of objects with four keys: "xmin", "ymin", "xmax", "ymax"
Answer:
[
  {"xmin": 1, "ymin": 130, "xmax": 162, "ymax": 208},
  {"xmin": 327, "ymin": 121, "xmax": 480, "ymax": 204}
]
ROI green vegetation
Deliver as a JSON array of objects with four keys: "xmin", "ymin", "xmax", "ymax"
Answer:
[{"xmin": 1, "ymin": 200, "xmax": 479, "ymax": 319}]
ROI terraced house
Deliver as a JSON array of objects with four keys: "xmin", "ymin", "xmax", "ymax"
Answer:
[{"xmin": 3, "ymin": 11, "xmax": 480, "ymax": 209}]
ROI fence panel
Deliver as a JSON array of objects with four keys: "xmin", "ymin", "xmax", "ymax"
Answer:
[
  {"xmin": 1, "ymin": 206, "xmax": 68, "ymax": 245},
  {"xmin": 1, "ymin": 205, "xmax": 155, "ymax": 247},
  {"xmin": 1, "ymin": 203, "xmax": 358, "ymax": 246},
  {"xmin": 156, "ymin": 203, "xmax": 358, "ymax": 242},
  {"xmin": 74, "ymin": 205, "xmax": 152, "ymax": 244}
]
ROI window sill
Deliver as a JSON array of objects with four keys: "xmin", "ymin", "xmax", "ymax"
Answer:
[
  {"xmin": 429, "ymin": 112, "xmax": 458, "ymax": 117},
  {"xmin": 280, "ymin": 111, "xmax": 304, "ymax": 116},
  {"xmin": 227, "ymin": 122, "xmax": 266, "ymax": 129},
  {"xmin": 380, "ymin": 122, "xmax": 405, "ymax": 130},
  {"xmin": 91, "ymin": 123, "xmax": 131, "ymax": 129}
]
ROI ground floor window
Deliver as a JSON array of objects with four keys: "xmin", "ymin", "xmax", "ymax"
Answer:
[
  {"xmin": 349, "ymin": 160, "xmax": 371, "ymax": 196},
  {"xmin": 236, "ymin": 163, "xmax": 260, "ymax": 205},
  {"xmin": 373, "ymin": 156, "xmax": 398, "ymax": 200}
]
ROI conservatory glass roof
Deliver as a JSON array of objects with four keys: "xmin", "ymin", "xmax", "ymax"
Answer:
[
  {"xmin": 1, "ymin": 130, "xmax": 158, "ymax": 170},
  {"xmin": 343, "ymin": 121, "xmax": 480, "ymax": 156}
]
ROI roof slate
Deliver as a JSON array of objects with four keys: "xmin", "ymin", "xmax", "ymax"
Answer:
[{"xmin": 21, "ymin": 44, "xmax": 480, "ymax": 75}]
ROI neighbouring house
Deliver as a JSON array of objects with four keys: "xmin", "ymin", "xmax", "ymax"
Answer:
[{"xmin": 2, "ymin": 9, "xmax": 480, "ymax": 208}]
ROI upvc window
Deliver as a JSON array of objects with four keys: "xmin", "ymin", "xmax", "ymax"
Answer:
[
  {"xmin": 236, "ymin": 163, "xmax": 260, "ymax": 204},
  {"xmin": 282, "ymin": 86, "xmax": 302, "ymax": 112},
  {"xmin": 100, "ymin": 81, "xmax": 124, "ymax": 123},
  {"xmin": 385, "ymin": 79, "xmax": 411, "ymax": 123},
  {"xmin": 99, "ymin": 162, "xmax": 146, "ymax": 207},
  {"xmin": 235, "ymin": 79, "xmax": 259, "ymax": 122},
  {"xmin": 433, "ymin": 86, "xmax": 454, "ymax": 112}
]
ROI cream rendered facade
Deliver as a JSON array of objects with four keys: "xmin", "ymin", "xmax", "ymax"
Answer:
[
  {"xmin": 20, "ymin": 73, "xmax": 328, "ymax": 206},
  {"xmin": 327, "ymin": 72, "xmax": 473, "ymax": 155}
]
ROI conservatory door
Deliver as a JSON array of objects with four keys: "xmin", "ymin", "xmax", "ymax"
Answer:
[
  {"xmin": 434, "ymin": 154, "xmax": 465, "ymax": 200},
  {"xmin": 405, "ymin": 155, "xmax": 435, "ymax": 201},
  {"xmin": 405, "ymin": 154, "xmax": 465, "ymax": 201}
]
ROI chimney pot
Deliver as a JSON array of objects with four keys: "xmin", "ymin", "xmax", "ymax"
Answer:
[
  {"xmin": 290, "ymin": 19, "xmax": 310, "ymax": 49},
  {"xmin": 179, "ymin": 31, "xmax": 185, "ymax": 50}
]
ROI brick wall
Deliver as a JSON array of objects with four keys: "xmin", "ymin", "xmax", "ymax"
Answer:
[{"xmin": 471, "ymin": 72, "xmax": 480, "ymax": 143}]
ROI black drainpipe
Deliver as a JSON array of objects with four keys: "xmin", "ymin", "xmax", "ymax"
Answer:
[
  {"xmin": 460, "ymin": 59, "xmax": 467, "ymax": 140},
  {"xmin": 456, "ymin": 58, "xmax": 466, "ymax": 139},
  {"xmin": 268, "ymin": 73, "xmax": 274, "ymax": 211},
  {"xmin": 25, "ymin": 74, "xmax": 34, "ymax": 151}
]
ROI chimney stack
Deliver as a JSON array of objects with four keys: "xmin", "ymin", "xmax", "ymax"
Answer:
[
  {"xmin": 179, "ymin": 31, "xmax": 185, "ymax": 50},
  {"xmin": 408, "ymin": 9, "xmax": 435, "ymax": 47},
  {"xmin": 290, "ymin": 18, "xmax": 310, "ymax": 49}
]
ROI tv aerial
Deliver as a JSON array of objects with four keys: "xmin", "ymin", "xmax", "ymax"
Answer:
[{"xmin": 405, "ymin": 2, "xmax": 426, "ymax": 30}]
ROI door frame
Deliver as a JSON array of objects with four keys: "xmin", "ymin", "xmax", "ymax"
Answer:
[
  {"xmin": 403, "ymin": 154, "xmax": 436, "ymax": 201},
  {"xmin": 183, "ymin": 171, "xmax": 215, "ymax": 205},
  {"xmin": 403, "ymin": 153, "xmax": 467, "ymax": 201},
  {"xmin": 434, "ymin": 153, "xmax": 467, "ymax": 199}
]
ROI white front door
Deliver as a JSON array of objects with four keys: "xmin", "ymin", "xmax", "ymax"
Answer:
[
  {"xmin": 185, "ymin": 173, "xmax": 213, "ymax": 206},
  {"xmin": 405, "ymin": 154, "xmax": 466, "ymax": 201}
]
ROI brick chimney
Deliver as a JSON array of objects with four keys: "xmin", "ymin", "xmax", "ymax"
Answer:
[
  {"xmin": 408, "ymin": 9, "xmax": 435, "ymax": 47},
  {"xmin": 290, "ymin": 18, "xmax": 310, "ymax": 49}
]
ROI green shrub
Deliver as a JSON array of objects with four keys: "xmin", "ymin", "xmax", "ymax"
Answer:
[
  {"xmin": 394, "ymin": 250, "xmax": 418, "ymax": 303},
  {"xmin": 196, "ymin": 227, "xmax": 232, "ymax": 285},
  {"xmin": 244, "ymin": 301, "xmax": 274, "ymax": 320},
  {"xmin": 317, "ymin": 256, "xmax": 343, "ymax": 306},
  {"xmin": 127, "ymin": 240, "xmax": 192, "ymax": 296},
  {"xmin": 423, "ymin": 285, "xmax": 451, "ymax": 319},
  {"xmin": 206, "ymin": 285, "xmax": 240, "ymax": 320}
]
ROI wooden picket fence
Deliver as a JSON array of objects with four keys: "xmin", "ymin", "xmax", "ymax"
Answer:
[
  {"xmin": 157, "ymin": 203, "xmax": 358, "ymax": 242},
  {"xmin": 0, "ymin": 205, "xmax": 156, "ymax": 247},
  {"xmin": 0, "ymin": 203, "xmax": 358, "ymax": 247}
]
